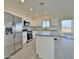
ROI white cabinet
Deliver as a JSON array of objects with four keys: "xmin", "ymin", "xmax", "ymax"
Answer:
[
  {"xmin": 36, "ymin": 36, "xmax": 54, "ymax": 59},
  {"xmin": 23, "ymin": 31, "xmax": 27, "ymax": 44}
]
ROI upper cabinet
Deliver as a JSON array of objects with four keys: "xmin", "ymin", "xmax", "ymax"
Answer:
[
  {"xmin": 14, "ymin": 16, "xmax": 22, "ymax": 32},
  {"xmin": 4, "ymin": 12, "xmax": 13, "ymax": 26}
]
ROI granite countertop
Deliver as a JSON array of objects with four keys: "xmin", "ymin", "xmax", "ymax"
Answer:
[
  {"xmin": 34, "ymin": 30, "xmax": 66, "ymax": 37},
  {"xmin": 35, "ymin": 34, "xmax": 64, "ymax": 37}
]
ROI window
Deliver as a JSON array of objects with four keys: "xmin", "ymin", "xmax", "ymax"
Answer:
[
  {"xmin": 62, "ymin": 20, "xmax": 72, "ymax": 33},
  {"xmin": 42, "ymin": 20, "xmax": 50, "ymax": 28}
]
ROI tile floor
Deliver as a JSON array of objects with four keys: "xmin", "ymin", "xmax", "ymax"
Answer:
[
  {"xmin": 9, "ymin": 39, "xmax": 39, "ymax": 59},
  {"xmin": 9, "ymin": 38, "xmax": 74, "ymax": 59},
  {"xmin": 54, "ymin": 38, "xmax": 74, "ymax": 59}
]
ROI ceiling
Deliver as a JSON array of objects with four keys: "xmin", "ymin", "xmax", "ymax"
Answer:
[{"xmin": 4, "ymin": 0, "xmax": 74, "ymax": 20}]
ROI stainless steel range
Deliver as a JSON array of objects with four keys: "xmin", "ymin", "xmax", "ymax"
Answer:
[{"xmin": 22, "ymin": 20, "xmax": 33, "ymax": 43}]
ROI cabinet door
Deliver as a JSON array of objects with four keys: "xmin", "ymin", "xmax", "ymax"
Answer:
[
  {"xmin": 36, "ymin": 36, "xmax": 54, "ymax": 59},
  {"xmin": 23, "ymin": 32, "xmax": 27, "ymax": 44},
  {"xmin": 14, "ymin": 16, "xmax": 22, "ymax": 32},
  {"xmin": 4, "ymin": 12, "xmax": 13, "ymax": 26}
]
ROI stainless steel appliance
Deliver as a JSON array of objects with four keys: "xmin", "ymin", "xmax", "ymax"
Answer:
[
  {"xmin": 27, "ymin": 30, "xmax": 33, "ymax": 43},
  {"xmin": 13, "ymin": 16, "xmax": 23, "ymax": 51},
  {"xmin": 22, "ymin": 20, "xmax": 33, "ymax": 43},
  {"xmin": 22, "ymin": 21, "xmax": 30, "ymax": 31},
  {"xmin": 4, "ymin": 12, "xmax": 23, "ymax": 58},
  {"xmin": 4, "ymin": 12, "xmax": 14, "ymax": 58}
]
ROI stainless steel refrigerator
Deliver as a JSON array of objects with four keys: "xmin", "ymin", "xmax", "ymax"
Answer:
[
  {"xmin": 13, "ymin": 16, "xmax": 23, "ymax": 51},
  {"xmin": 4, "ymin": 12, "xmax": 23, "ymax": 58}
]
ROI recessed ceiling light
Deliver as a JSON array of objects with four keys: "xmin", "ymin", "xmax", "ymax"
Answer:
[
  {"xmin": 21, "ymin": 0, "xmax": 24, "ymax": 3},
  {"xmin": 35, "ymin": 13, "xmax": 38, "ymax": 16},
  {"xmin": 30, "ymin": 8, "xmax": 33, "ymax": 11},
  {"xmin": 44, "ymin": 12, "xmax": 47, "ymax": 14}
]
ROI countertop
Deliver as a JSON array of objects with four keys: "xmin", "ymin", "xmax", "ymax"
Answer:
[{"xmin": 35, "ymin": 34, "xmax": 64, "ymax": 37}]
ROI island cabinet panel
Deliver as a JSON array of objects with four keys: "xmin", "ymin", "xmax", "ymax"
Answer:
[{"xmin": 36, "ymin": 36, "xmax": 54, "ymax": 59}]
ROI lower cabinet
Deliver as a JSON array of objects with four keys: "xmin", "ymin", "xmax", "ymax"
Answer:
[
  {"xmin": 36, "ymin": 36, "xmax": 54, "ymax": 59},
  {"xmin": 23, "ymin": 31, "xmax": 27, "ymax": 44}
]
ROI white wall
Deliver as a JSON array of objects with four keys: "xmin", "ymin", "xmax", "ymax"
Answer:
[{"xmin": 29, "ymin": 19, "xmax": 42, "ymax": 26}]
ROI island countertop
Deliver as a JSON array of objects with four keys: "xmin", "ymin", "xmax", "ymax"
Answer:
[{"xmin": 35, "ymin": 34, "xmax": 65, "ymax": 37}]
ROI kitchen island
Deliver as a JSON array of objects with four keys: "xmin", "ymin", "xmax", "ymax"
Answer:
[
  {"xmin": 35, "ymin": 30, "xmax": 61, "ymax": 59},
  {"xmin": 31, "ymin": 27, "xmax": 62, "ymax": 59}
]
